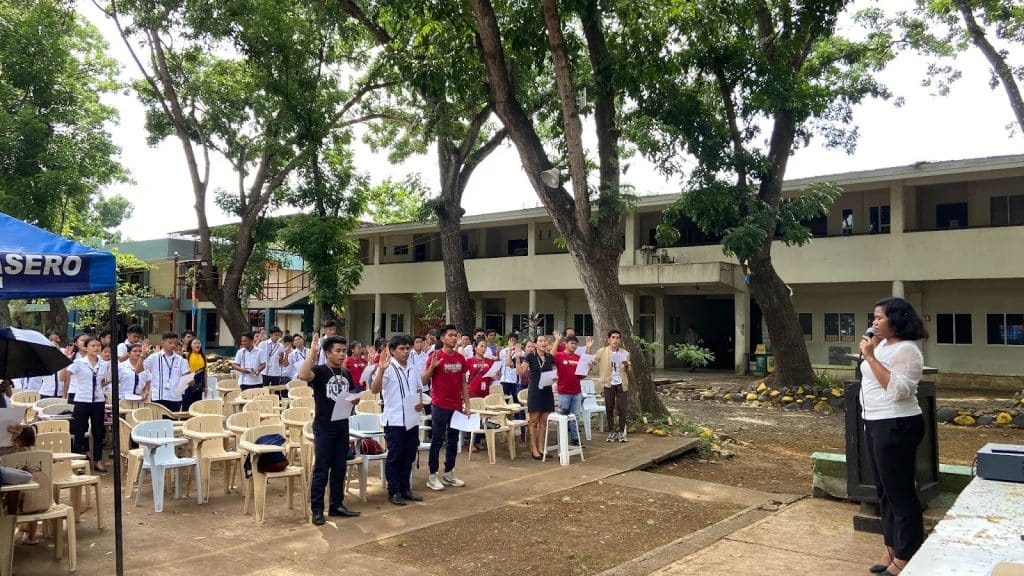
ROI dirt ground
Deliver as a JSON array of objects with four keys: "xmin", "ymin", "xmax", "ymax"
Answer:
[
  {"xmin": 355, "ymin": 482, "xmax": 743, "ymax": 576},
  {"xmin": 653, "ymin": 386, "xmax": 1024, "ymax": 495}
]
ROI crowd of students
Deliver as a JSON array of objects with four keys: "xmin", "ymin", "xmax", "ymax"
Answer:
[{"xmin": 6, "ymin": 319, "xmax": 635, "ymax": 527}]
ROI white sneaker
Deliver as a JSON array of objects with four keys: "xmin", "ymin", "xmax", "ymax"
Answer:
[
  {"xmin": 426, "ymin": 474, "xmax": 446, "ymax": 491},
  {"xmin": 441, "ymin": 471, "xmax": 465, "ymax": 487},
  {"xmin": 606, "ymin": 432, "xmax": 616, "ymax": 442},
  {"xmin": 619, "ymin": 431, "xmax": 628, "ymax": 443}
]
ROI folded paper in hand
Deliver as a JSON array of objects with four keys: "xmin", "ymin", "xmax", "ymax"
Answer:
[
  {"xmin": 450, "ymin": 411, "xmax": 480, "ymax": 432},
  {"xmin": 175, "ymin": 372, "xmax": 196, "ymax": 395},
  {"xmin": 575, "ymin": 353, "xmax": 596, "ymax": 376},
  {"xmin": 538, "ymin": 370, "xmax": 557, "ymax": 389},
  {"xmin": 331, "ymin": 393, "xmax": 362, "ymax": 421},
  {"xmin": 483, "ymin": 361, "xmax": 502, "ymax": 379}
]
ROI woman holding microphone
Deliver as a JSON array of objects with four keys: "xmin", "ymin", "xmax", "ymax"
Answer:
[{"xmin": 859, "ymin": 297, "xmax": 927, "ymax": 576}]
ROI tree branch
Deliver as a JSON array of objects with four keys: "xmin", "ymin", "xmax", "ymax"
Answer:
[
  {"xmin": 542, "ymin": 0, "xmax": 591, "ymax": 239},
  {"xmin": 337, "ymin": 0, "xmax": 392, "ymax": 45},
  {"xmin": 457, "ymin": 104, "xmax": 493, "ymax": 166},
  {"xmin": 712, "ymin": 58, "xmax": 748, "ymax": 189},
  {"xmin": 580, "ymin": 0, "xmax": 620, "ymax": 218},
  {"xmin": 954, "ymin": 0, "xmax": 1024, "ymax": 135},
  {"xmin": 460, "ymin": 127, "xmax": 507, "ymax": 187}
]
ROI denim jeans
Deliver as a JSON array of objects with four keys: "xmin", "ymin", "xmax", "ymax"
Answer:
[{"xmin": 556, "ymin": 393, "xmax": 583, "ymax": 442}]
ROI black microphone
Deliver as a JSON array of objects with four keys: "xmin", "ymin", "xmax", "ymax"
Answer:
[{"xmin": 865, "ymin": 327, "xmax": 876, "ymax": 339}]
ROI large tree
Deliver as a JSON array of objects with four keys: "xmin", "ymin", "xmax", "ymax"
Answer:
[
  {"xmin": 468, "ymin": 0, "xmax": 667, "ymax": 415},
  {"xmin": 100, "ymin": 0, "xmax": 387, "ymax": 341},
  {"xmin": 0, "ymin": 0, "xmax": 128, "ymax": 328},
  {"xmin": 903, "ymin": 0, "xmax": 1024, "ymax": 135},
  {"xmin": 620, "ymin": 0, "xmax": 894, "ymax": 387},
  {"xmin": 338, "ymin": 0, "xmax": 516, "ymax": 334}
]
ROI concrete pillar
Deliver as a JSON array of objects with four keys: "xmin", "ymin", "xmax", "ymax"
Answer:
[
  {"xmin": 734, "ymin": 289, "xmax": 750, "ymax": 374},
  {"xmin": 527, "ymin": 221, "xmax": 536, "ymax": 257},
  {"xmin": 892, "ymin": 280, "xmax": 905, "ymax": 298},
  {"xmin": 624, "ymin": 290, "xmax": 636, "ymax": 327},
  {"xmin": 474, "ymin": 295, "xmax": 483, "ymax": 330},
  {"xmin": 623, "ymin": 212, "xmax": 636, "ymax": 266},
  {"xmin": 528, "ymin": 289, "xmax": 537, "ymax": 315},
  {"xmin": 654, "ymin": 293, "xmax": 665, "ymax": 368},
  {"xmin": 889, "ymin": 181, "xmax": 905, "ymax": 235},
  {"xmin": 373, "ymin": 293, "xmax": 382, "ymax": 340},
  {"xmin": 478, "ymin": 228, "xmax": 488, "ymax": 259},
  {"xmin": 372, "ymin": 235, "xmax": 380, "ymax": 265},
  {"xmin": 265, "ymin": 308, "xmax": 274, "ymax": 329}
]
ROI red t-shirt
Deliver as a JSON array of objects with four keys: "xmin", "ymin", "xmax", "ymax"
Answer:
[
  {"xmin": 429, "ymin": 349, "xmax": 468, "ymax": 410},
  {"xmin": 554, "ymin": 352, "xmax": 582, "ymax": 395},
  {"xmin": 556, "ymin": 342, "xmax": 567, "ymax": 353},
  {"xmin": 345, "ymin": 357, "xmax": 368, "ymax": 390},
  {"xmin": 466, "ymin": 357, "xmax": 494, "ymax": 397}
]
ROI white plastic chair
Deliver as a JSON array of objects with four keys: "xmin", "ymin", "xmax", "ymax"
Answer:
[
  {"xmin": 348, "ymin": 414, "xmax": 387, "ymax": 487},
  {"xmin": 580, "ymin": 380, "xmax": 605, "ymax": 441},
  {"xmin": 240, "ymin": 424, "xmax": 309, "ymax": 523},
  {"xmin": 131, "ymin": 420, "xmax": 202, "ymax": 512},
  {"xmin": 34, "ymin": 397, "xmax": 66, "ymax": 410}
]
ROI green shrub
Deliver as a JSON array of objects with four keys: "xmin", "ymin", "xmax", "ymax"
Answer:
[{"xmin": 666, "ymin": 343, "xmax": 715, "ymax": 369}]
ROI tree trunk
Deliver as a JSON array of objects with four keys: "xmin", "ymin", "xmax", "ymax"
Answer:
[
  {"xmin": 747, "ymin": 251, "xmax": 815, "ymax": 387},
  {"xmin": 47, "ymin": 298, "xmax": 68, "ymax": 337},
  {"xmin": 0, "ymin": 300, "xmax": 10, "ymax": 328},
  {"xmin": 436, "ymin": 204, "xmax": 475, "ymax": 333}
]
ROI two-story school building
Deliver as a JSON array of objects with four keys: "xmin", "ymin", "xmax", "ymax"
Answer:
[{"xmin": 343, "ymin": 154, "xmax": 1024, "ymax": 379}]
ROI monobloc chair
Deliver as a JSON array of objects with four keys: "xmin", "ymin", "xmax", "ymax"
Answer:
[
  {"xmin": 2, "ymin": 451, "xmax": 76, "ymax": 572},
  {"xmin": 10, "ymin": 390, "xmax": 39, "ymax": 407},
  {"xmin": 131, "ymin": 420, "xmax": 202, "ymax": 512},
  {"xmin": 188, "ymin": 399, "xmax": 224, "ymax": 418},
  {"xmin": 288, "ymin": 397, "xmax": 314, "ymax": 410},
  {"xmin": 348, "ymin": 414, "xmax": 387, "ymax": 487},
  {"xmin": 33, "ymin": 419, "xmax": 70, "ymax": 435},
  {"xmin": 34, "ymin": 397, "xmax": 66, "ymax": 410},
  {"xmin": 34, "ymin": 432, "xmax": 102, "ymax": 527},
  {"xmin": 239, "ymin": 424, "xmax": 309, "ymax": 523},
  {"xmin": 467, "ymin": 398, "xmax": 514, "ymax": 464},
  {"xmin": 182, "ymin": 415, "xmax": 243, "ymax": 502},
  {"xmin": 118, "ymin": 418, "xmax": 144, "ymax": 500}
]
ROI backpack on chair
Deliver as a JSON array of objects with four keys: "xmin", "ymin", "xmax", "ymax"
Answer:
[{"xmin": 243, "ymin": 433, "xmax": 289, "ymax": 477}]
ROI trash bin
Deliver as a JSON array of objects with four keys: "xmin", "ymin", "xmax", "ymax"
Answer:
[{"xmin": 754, "ymin": 344, "xmax": 767, "ymax": 374}]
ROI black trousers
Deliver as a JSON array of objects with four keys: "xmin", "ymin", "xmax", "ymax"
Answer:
[
  {"xmin": 71, "ymin": 401, "xmax": 105, "ymax": 462},
  {"xmin": 181, "ymin": 371, "xmax": 206, "ymax": 411},
  {"xmin": 153, "ymin": 399, "xmax": 181, "ymax": 412},
  {"xmin": 311, "ymin": 421, "xmax": 349, "ymax": 513},
  {"xmin": 384, "ymin": 425, "xmax": 419, "ymax": 497},
  {"xmin": 865, "ymin": 414, "xmax": 925, "ymax": 560},
  {"xmin": 428, "ymin": 407, "xmax": 460, "ymax": 475}
]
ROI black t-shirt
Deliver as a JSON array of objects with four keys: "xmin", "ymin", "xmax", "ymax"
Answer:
[
  {"xmin": 525, "ymin": 352, "xmax": 555, "ymax": 389},
  {"xmin": 310, "ymin": 364, "xmax": 354, "ymax": 430}
]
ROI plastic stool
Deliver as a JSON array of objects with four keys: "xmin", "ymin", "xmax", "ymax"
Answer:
[{"xmin": 543, "ymin": 413, "xmax": 584, "ymax": 465}]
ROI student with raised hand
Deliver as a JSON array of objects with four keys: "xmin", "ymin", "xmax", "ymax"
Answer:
[
  {"xmin": 144, "ymin": 332, "xmax": 192, "ymax": 412},
  {"xmin": 65, "ymin": 337, "xmax": 110, "ymax": 471},
  {"xmin": 231, "ymin": 332, "xmax": 267, "ymax": 390},
  {"xmin": 371, "ymin": 334, "xmax": 424, "ymax": 506},
  {"xmin": 298, "ymin": 333, "xmax": 360, "ymax": 525},
  {"xmin": 288, "ymin": 334, "xmax": 308, "ymax": 378},
  {"xmin": 421, "ymin": 324, "xmax": 469, "ymax": 491},
  {"xmin": 345, "ymin": 341, "xmax": 368, "ymax": 393},
  {"xmin": 498, "ymin": 333, "xmax": 521, "ymax": 403},
  {"xmin": 280, "ymin": 334, "xmax": 297, "ymax": 383},
  {"xmin": 587, "ymin": 329, "xmax": 631, "ymax": 442},
  {"xmin": 117, "ymin": 324, "xmax": 145, "ymax": 362},
  {"xmin": 465, "ymin": 338, "xmax": 495, "ymax": 453},
  {"xmin": 554, "ymin": 335, "xmax": 584, "ymax": 446}
]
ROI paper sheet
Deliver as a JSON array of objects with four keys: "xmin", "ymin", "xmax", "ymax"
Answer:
[
  {"xmin": 450, "ymin": 411, "xmax": 480, "ymax": 432},
  {"xmin": 538, "ymin": 370, "xmax": 557, "ymax": 389},
  {"xmin": 483, "ymin": 361, "xmax": 501, "ymax": 379},
  {"xmin": 403, "ymin": 393, "xmax": 424, "ymax": 430},
  {"xmin": 611, "ymin": 351, "xmax": 629, "ymax": 365},
  {"xmin": 123, "ymin": 393, "xmax": 143, "ymax": 401},
  {"xmin": 0, "ymin": 407, "xmax": 27, "ymax": 447},
  {"xmin": 330, "ymin": 393, "xmax": 362, "ymax": 421},
  {"xmin": 175, "ymin": 372, "xmax": 196, "ymax": 395},
  {"xmin": 575, "ymin": 353, "xmax": 596, "ymax": 376},
  {"xmin": 359, "ymin": 365, "xmax": 375, "ymax": 385}
]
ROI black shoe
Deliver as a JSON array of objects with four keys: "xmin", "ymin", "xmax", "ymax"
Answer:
[
  {"xmin": 571, "ymin": 438, "xmax": 581, "ymax": 446},
  {"xmin": 312, "ymin": 512, "xmax": 325, "ymax": 526},
  {"xmin": 869, "ymin": 565, "xmax": 888, "ymax": 574},
  {"xmin": 401, "ymin": 492, "xmax": 424, "ymax": 502},
  {"xmin": 389, "ymin": 493, "xmax": 407, "ymax": 506},
  {"xmin": 327, "ymin": 505, "xmax": 361, "ymax": 517}
]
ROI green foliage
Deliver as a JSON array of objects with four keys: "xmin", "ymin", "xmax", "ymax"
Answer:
[
  {"xmin": 630, "ymin": 335, "xmax": 664, "ymax": 368},
  {"xmin": 620, "ymin": 0, "xmax": 894, "ymax": 261},
  {"xmin": 666, "ymin": 343, "xmax": 716, "ymax": 369},
  {"xmin": 413, "ymin": 293, "xmax": 447, "ymax": 329},
  {"xmin": 67, "ymin": 250, "xmax": 152, "ymax": 329},
  {"xmin": 364, "ymin": 174, "xmax": 434, "ymax": 224},
  {"xmin": 0, "ymin": 0, "xmax": 127, "ymax": 232}
]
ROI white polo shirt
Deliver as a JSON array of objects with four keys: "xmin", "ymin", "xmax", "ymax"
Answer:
[
  {"xmin": 258, "ymin": 339, "xmax": 286, "ymax": 378},
  {"xmin": 66, "ymin": 358, "xmax": 110, "ymax": 403},
  {"xmin": 144, "ymin": 351, "xmax": 190, "ymax": 402},
  {"xmin": 234, "ymin": 347, "xmax": 266, "ymax": 387},
  {"xmin": 379, "ymin": 358, "xmax": 422, "ymax": 431},
  {"xmin": 118, "ymin": 361, "xmax": 152, "ymax": 399}
]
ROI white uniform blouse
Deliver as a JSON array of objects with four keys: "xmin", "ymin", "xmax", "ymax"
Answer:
[
  {"xmin": 258, "ymin": 339, "xmax": 286, "ymax": 378},
  {"xmin": 860, "ymin": 339, "xmax": 924, "ymax": 421},
  {"xmin": 66, "ymin": 358, "xmax": 110, "ymax": 403},
  {"xmin": 117, "ymin": 361, "xmax": 151, "ymax": 399},
  {"xmin": 144, "ymin": 351, "xmax": 190, "ymax": 402}
]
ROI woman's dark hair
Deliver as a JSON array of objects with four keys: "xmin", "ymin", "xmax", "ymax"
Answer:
[{"xmin": 874, "ymin": 297, "xmax": 928, "ymax": 341}]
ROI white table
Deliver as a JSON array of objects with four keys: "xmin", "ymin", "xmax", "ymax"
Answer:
[{"xmin": 903, "ymin": 476, "xmax": 1024, "ymax": 575}]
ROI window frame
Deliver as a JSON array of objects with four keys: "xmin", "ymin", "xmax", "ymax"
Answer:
[
  {"xmin": 935, "ymin": 313, "xmax": 973, "ymax": 345},
  {"xmin": 824, "ymin": 312, "xmax": 856, "ymax": 343}
]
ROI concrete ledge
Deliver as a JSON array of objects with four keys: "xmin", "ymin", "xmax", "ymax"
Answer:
[{"xmin": 811, "ymin": 451, "xmax": 973, "ymax": 501}]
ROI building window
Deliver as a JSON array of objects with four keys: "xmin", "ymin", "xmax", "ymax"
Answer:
[
  {"xmin": 869, "ymin": 205, "xmax": 890, "ymax": 234},
  {"xmin": 987, "ymin": 313, "xmax": 1024, "ymax": 345},
  {"xmin": 667, "ymin": 316, "xmax": 681, "ymax": 336},
  {"xmin": 991, "ymin": 195, "xmax": 1024, "ymax": 227},
  {"xmin": 824, "ymin": 312, "xmax": 856, "ymax": 343},
  {"xmin": 512, "ymin": 313, "xmax": 555, "ymax": 336},
  {"xmin": 936, "ymin": 313, "xmax": 972, "ymax": 344},
  {"xmin": 393, "ymin": 244, "xmax": 409, "ymax": 255},
  {"xmin": 573, "ymin": 313, "xmax": 594, "ymax": 337},
  {"xmin": 841, "ymin": 209, "xmax": 854, "ymax": 235},
  {"xmin": 936, "ymin": 202, "xmax": 968, "ymax": 229},
  {"xmin": 798, "ymin": 313, "xmax": 813, "ymax": 342},
  {"xmin": 390, "ymin": 313, "xmax": 404, "ymax": 333}
]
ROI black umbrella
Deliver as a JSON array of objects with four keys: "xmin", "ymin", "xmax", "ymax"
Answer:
[{"xmin": 0, "ymin": 327, "xmax": 71, "ymax": 379}]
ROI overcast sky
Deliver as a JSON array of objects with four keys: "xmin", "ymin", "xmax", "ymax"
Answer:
[{"xmin": 81, "ymin": 2, "xmax": 1023, "ymax": 242}]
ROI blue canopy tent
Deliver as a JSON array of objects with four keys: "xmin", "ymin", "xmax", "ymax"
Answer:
[{"xmin": 0, "ymin": 211, "xmax": 126, "ymax": 575}]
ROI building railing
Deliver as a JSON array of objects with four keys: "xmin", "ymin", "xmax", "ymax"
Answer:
[{"xmin": 254, "ymin": 270, "xmax": 310, "ymax": 302}]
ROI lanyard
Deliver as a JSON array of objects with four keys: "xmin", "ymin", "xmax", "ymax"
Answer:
[
  {"xmin": 85, "ymin": 361, "xmax": 102, "ymax": 402},
  {"xmin": 295, "ymin": 349, "xmax": 306, "ymax": 361},
  {"xmin": 329, "ymin": 368, "xmax": 349, "ymax": 395},
  {"xmin": 158, "ymin": 354, "xmax": 176, "ymax": 399}
]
